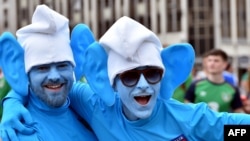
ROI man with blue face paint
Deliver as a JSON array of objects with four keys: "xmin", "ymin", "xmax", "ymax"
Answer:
[
  {"xmin": 2, "ymin": 16, "xmax": 250, "ymax": 141},
  {"xmin": 68, "ymin": 16, "xmax": 250, "ymax": 140},
  {"xmin": 28, "ymin": 62, "xmax": 74, "ymax": 107},
  {"xmin": 113, "ymin": 66, "xmax": 163, "ymax": 120},
  {"xmin": 0, "ymin": 5, "xmax": 97, "ymax": 141}
]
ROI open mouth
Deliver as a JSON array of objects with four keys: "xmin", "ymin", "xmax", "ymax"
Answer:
[
  {"xmin": 134, "ymin": 95, "xmax": 151, "ymax": 105},
  {"xmin": 45, "ymin": 84, "xmax": 63, "ymax": 91}
]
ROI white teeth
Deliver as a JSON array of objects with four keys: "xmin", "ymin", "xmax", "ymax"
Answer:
[
  {"xmin": 47, "ymin": 85, "xmax": 61, "ymax": 89},
  {"xmin": 135, "ymin": 95, "xmax": 150, "ymax": 97}
]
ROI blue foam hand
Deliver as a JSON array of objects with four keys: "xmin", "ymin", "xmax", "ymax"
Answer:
[
  {"xmin": 0, "ymin": 32, "xmax": 28, "ymax": 96},
  {"xmin": 0, "ymin": 91, "xmax": 35, "ymax": 141},
  {"xmin": 83, "ymin": 42, "xmax": 115, "ymax": 106},
  {"xmin": 160, "ymin": 43, "xmax": 195, "ymax": 100},
  {"xmin": 70, "ymin": 24, "xmax": 95, "ymax": 81}
]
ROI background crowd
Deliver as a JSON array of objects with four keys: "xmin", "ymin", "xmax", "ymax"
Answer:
[{"xmin": 173, "ymin": 49, "xmax": 250, "ymax": 114}]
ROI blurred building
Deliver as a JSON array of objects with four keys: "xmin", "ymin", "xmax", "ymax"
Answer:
[{"xmin": 1, "ymin": 0, "xmax": 250, "ymax": 77}]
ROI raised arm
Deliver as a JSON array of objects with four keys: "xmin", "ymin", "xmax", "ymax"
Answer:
[{"xmin": 0, "ymin": 91, "xmax": 35, "ymax": 141}]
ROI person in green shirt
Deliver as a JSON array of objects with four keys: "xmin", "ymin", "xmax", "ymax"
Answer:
[
  {"xmin": 172, "ymin": 74, "xmax": 192, "ymax": 102},
  {"xmin": 184, "ymin": 49, "xmax": 244, "ymax": 113}
]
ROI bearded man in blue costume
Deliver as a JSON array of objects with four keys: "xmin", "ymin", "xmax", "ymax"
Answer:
[
  {"xmin": 1, "ymin": 16, "xmax": 250, "ymax": 140},
  {"xmin": 0, "ymin": 5, "xmax": 97, "ymax": 141}
]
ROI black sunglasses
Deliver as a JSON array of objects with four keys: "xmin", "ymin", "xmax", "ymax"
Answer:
[{"xmin": 119, "ymin": 67, "xmax": 163, "ymax": 87}]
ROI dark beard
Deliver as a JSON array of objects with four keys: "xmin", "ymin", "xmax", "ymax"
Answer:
[{"xmin": 31, "ymin": 87, "xmax": 68, "ymax": 107}]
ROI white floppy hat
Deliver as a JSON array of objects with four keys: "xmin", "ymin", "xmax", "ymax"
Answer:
[
  {"xmin": 16, "ymin": 4, "xmax": 75, "ymax": 73},
  {"xmin": 99, "ymin": 16, "xmax": 165, "ymax": 85}
]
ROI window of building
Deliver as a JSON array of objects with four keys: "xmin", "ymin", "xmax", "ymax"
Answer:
[
  {"xmin": 167, "ymin": 0, "xmax": 181, "ymax": 32},
  {"xmin": 220, "ymin": 0, "xmax": 231, "ymax": 39},
  {"xmin": 3, "ymin": 9, "xmax": 8, "ymax": 28},
  {"xmin": 188, "ymin": 0, "xmax": 214, "ymax": 57},
  {"xmin": 236, "ymin": 0, "xmax": 247, "ymax": 40},
  {"xmin": 96, "ymin": 0, "xmax": 116, "ymax": 38}
]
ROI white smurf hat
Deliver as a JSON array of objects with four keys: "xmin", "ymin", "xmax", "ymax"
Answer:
[
  {"xmin": 16, "ymin": 4, "xmax": 75, "ymax": 72},
  {"xmin": 99, "ymin": 16, "xmax": 165, "ymax": 85}
]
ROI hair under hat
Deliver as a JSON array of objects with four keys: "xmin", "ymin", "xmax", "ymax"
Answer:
[
  {"xmin": 16, "ymin": 4, "xmax": 75, "ymax": 73},
  {"xmin": 99, "ymin": 16, "xmax": 165, "ymax": 85}
]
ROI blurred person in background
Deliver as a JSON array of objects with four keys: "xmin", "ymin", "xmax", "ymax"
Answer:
[
  {"xmin": 195, "ymin": 52, "xmax": 238, "ymax": 87},
  {"xmin": 240, "ymin": 67, "xmax": 250, "ymax": 95},
  {"xmin": 194, "ymin": 53, "xmax": 208, "ymax": 81},
  {"xmin": 240, "ymin": 67, "xmax": 250, "ymax": 113},
  {"xmin": 185, "ymin": 49, "xmax": 244, "ymax": 113},
  {"xmin": 172, "ymin": 74, "xmax": 192, "ymax": 102},
  {"xmin": 223, "ymin": 62, "xmax": 238, "ymax": 87}
]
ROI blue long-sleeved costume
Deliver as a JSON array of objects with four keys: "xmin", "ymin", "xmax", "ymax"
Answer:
[
  {"xmin": 0, "ymin": 29, "xmax": 98, "ymax": 140},
  {"xmin": 70, "ymin": 82, "xmax": 250, "ymax": 141},
  {"xmin": 16, "ymin": 91, "xmax": 97, "ymax": 141},
  {"xmin": 2, "ymin": 20, "xmax": 250, "ymax": 140}
]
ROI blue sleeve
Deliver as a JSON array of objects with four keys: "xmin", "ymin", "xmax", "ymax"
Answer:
[
  {"xmin": 16, "ymin": 133, "xmax": 40, "ymax": 141},
  {"xmin": 186, "ymin": 102, "xmax": 250, "ymax": 140},
  {"xmin": 3, "ymin": 89, "xmax": 26, "ymax": 104},
  {"xmin": 69, "ymin": 82, "xmax": 96, "ymax": 123},
  {"xmin": 166, "ymin": 100, "xmax": 250, "ymax": 140}
]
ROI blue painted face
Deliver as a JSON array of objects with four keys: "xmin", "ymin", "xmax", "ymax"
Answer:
[
  {"xmin": 114, "ymin": 66, "xmax": 162, "ymax": 121},
  {"xmin": 28, "ymin": 61, "xmax": 74, "ymax": 107}
]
